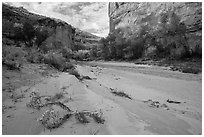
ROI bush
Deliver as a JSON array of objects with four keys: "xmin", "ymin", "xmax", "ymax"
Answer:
[
  {"xmin": 60, "ymin": 48, "xmax": 73, "ymax": 59},
  {"xmin": 190, "ymin": 45, "xmax": 202, "ymax": 58},
  {"xmin": 73, "ymin": 50, "xmax": 90, "ymax": 60},
  {"xmin": 35, "ymin": 27, "xmax": 49, "ymax": 47},
  {"xmin": 26, "ymin": 48, "xmax": 44, "ymax": 63},
  {"xmin": 2, "ymin": 46, "xmax": 25, "ymax": 70},
  {"xmin": 44, "ymin": 52, "xmax": 74, "ymax": 71},
  {"xmin": 73, "ymin": 42, "xmax": 86, "ymax": 51},
  {"xmin": 65, "ymin": 62, "xmax": 75, "ymax": 70},
  {"xmin": 181, "ymin": 67, "xmax": 200, "ymax": 74}
]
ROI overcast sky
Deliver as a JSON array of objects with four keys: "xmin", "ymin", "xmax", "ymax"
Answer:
[{"xmin": 7, "ymin": 2, "xmax": 109, "ymax": 37}]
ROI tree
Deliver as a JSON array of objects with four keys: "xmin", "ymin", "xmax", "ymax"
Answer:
[
  {"xmin": 35, "ymin": 27, "xmax": 49, "ymax": 48},
  {"xmin": 106, "ymin": 33, "xmax": 116, "ymax": 59},
  {"xmin": 23, "ymin": 21, "xmax": 35, "ymax": 47},
  {"xmin": 90, "ymin": 45, "xmax": 98, "ymax": 59},
  {"xmin": 115, "ymin": 35, "xmax": 125, "ymax": 59},
  {"xmin": 99, "ymin": 38, "xmax": 110, "ymax": 60}
]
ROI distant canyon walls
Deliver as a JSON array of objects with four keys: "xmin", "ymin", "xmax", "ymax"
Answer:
[{"xmin": 108, "ymin": 2, "xmax": 202, "ymax": 57}]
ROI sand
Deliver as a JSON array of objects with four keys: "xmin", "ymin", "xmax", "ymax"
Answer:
[{"xmin": 2, "ymin": 61, "xmax": 202, "ymax": 134}]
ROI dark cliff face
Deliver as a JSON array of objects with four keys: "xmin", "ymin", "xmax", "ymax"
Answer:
[
  {"xmin": 2, "ymin": 3, "xmax": 75, "ymax": 50},
  {"xmin": 108, "ymin": 2, "xmax": 202, "ymax": 57}
]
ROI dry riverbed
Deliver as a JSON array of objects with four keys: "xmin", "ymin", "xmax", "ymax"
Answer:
[{"xmin": 2, "ymin": 61, "xmax": 202, "ymax": 135}]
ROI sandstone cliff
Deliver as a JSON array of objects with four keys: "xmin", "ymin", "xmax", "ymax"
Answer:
[
  {"xmin": 108, "ymin": 2, "xmax": 202, "ymax": 57},
  {"xmin": 2, "ymin": 3, "xmax": 75, "ymax": 50}
]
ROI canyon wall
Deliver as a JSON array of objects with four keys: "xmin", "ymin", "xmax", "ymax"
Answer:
[
  {"xmin": 2, "ymin": 3, "xmax": 75, "ymax": 50},
  {"xmin": 108, "ymin": 2, "xmax": 202, "ymax": 57}
]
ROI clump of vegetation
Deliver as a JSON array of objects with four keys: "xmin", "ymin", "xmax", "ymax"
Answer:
[
  {"xmin": 75, "ymin": 111, "xmax": 89, "ymax": 124},
  {"xmin": 181, "ymin": 67, "xmax": 200, "ymax": 74},
  {"xmin": 35, "ymin": 27, "xmax": 49, "ymax": 48},
  {"xmin": 111, "ymin": 90, "xmax": 132, "ymax": 100},
  {"xmin": 2, "ymin": 46, "xmax": 25, "ymax": 70},
  {"xmin": 26, "ymin": 48, "xmax": 45, "ymax": 63},
  {"xmin": 90, "ymin": 111, "xmax": 105, "ymax": 124},
  {"xmin": 73, "ymin": 50, "xmax": 90, "ymax": 61},
  {"xmin": 26, "ymin": 91, "xmax": 42, "ymax": 109},
  {"xmin": 44, "ymin": 52, "xmax": 65, "ymax": 71},
  {"xmin": 74, "ymin": 110, "xmax": 105, "ymax": 124},
  {"xmin": 38, "ymin": 108, "xmax": 72, "ymax": 129},
  {"xmin": 38, "ymin": 109, "xmax": 105, "ymax": 129},
  {"xmin": 143, "ymin": 99, "xmax": 170, "ymax": 110},
  {"xmin": 44, "ymin": 52, "xmax": 74, "ymax": 72}
]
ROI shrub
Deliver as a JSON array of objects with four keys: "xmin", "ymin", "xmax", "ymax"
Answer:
[
  {"xmin": 73, "ymin": 50, "xmax": 90, "ymax": 60},
  {"xmin": 23, "ymin": 21, "xmax": 35, "ymax": 47},
  {"xmin": 181, "ymin": 67, "xmax": 200, "ymax": 74},
  {"xmin": 190, "ymin": 44, "xmax": 202, "ymax": 58},
  {"xmin": 2, "ymin": 46, "xmax": 25, "ymax": 70},
  {"xmin": 90, "ymin": 46, "xmax": 98, "ymax": 59},
  {"xmin": 60, "ymin": 48, "xmax": 73, "ymax": 59},
  {"xmin": 44, "ymin": 52, "xmax": 66, "ymax": 71},
  {"xmin": 65, "ymin": 62, "xmax": 75, "ymax": 70},
  {"xmin": 26, "ymin": 48, "xmax": 44, "ymax": 63},
  {"xmin": 35, "ymin": 27, "xmax": 49, "ymax": 47},
  {"xmin": 73, "ymin": 42, "xmax": 86, "ymax": 51},
  {"xmin": 44, "ymin": 52, "xmax": 74, "ymax": 72}
]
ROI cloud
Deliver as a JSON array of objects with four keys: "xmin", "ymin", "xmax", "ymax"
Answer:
[{"xmin": 7, "ymin": 2, "xmax": 109, "ymax": 37}]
